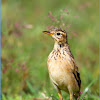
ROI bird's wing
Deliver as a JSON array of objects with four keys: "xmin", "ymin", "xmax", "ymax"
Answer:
[
  {"xmin": 73, "ymin": 66, "xmax": 81, "ymax": 90},
  {"xmin": 67, "ymin": 50, "xmax": 81, "ymax": 91}
]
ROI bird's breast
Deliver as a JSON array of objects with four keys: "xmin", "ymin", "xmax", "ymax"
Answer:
[
  {"xmin": 47, "ymin": 49, "xmax": 74, "ymax": 90},
  {"xmin": 48, "ymin": 49, "xmax": 74, "ymax": 72}
]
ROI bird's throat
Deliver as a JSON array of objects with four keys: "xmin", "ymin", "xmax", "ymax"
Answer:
[{"xmin": 54, "ymin": 41, "xmax": 68, "ymax": 50}]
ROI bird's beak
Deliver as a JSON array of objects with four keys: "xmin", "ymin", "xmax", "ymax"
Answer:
[{"xmin": 43, "ymin": 31, "xmax": 53, "ymax": 36}]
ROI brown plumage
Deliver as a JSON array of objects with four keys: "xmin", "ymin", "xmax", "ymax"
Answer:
[{"xmin": 43, "ymin": 28, "xmax": 81, "ymax": 100}]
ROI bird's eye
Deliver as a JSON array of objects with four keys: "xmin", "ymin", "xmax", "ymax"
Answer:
[{"xmin": 57, "ymin": 33, "xmax": 61, "ymax": 35}]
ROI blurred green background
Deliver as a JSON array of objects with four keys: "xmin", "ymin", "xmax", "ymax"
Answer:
[{"xmin": 1, "ymin": 0, "xmax": 99, "ymax": 100}]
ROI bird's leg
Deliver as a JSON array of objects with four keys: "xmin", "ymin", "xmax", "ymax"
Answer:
[
  {"xmin": 52, "ymin": 84, "xmax": 63, "ymax": 100},
  {"xmin": 70, "ymin": 92, "xmax": 73, "ymax": 100},
  {"xmin": 58, "ymin": 89, "xmax": 63, "ymax": 100}
]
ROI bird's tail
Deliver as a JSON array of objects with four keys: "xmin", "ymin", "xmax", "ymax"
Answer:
[{"xmin": 74, "ymin": 91, "xmax": 81, "ymax": 100}]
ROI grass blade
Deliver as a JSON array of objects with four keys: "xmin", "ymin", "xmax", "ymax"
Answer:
[{"xmin": 79, "ymin": 78, "xmax": 98, "ymax": 100}]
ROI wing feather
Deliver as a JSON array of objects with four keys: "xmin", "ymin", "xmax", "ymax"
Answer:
[{"xmin": 67, "ymin": 48, "xmax": 81, "ymax": 91}]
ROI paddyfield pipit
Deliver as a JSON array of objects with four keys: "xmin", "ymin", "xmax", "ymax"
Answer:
[{"xmin": 43, "ymin": 28, "xmax": 81, "ymax": 100}]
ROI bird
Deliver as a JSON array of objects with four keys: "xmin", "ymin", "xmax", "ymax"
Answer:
[{"xmin": 43, "ymin": 28, "xmax": 81, "ymax": 100}]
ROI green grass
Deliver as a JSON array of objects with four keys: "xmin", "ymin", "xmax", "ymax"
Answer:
[{"xmin": 1, "ymin": 0, "xmax": 99, "ymax": 100}]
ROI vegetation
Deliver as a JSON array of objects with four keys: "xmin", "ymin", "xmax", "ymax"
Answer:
[{"xmin": 1, "ymin": 0, "xmax": 99, "ymax": 100}]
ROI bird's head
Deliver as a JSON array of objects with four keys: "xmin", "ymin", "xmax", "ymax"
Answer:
[{"xmin": 43, "ymin": 28, "xmax": 67, "ymax": 44}]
